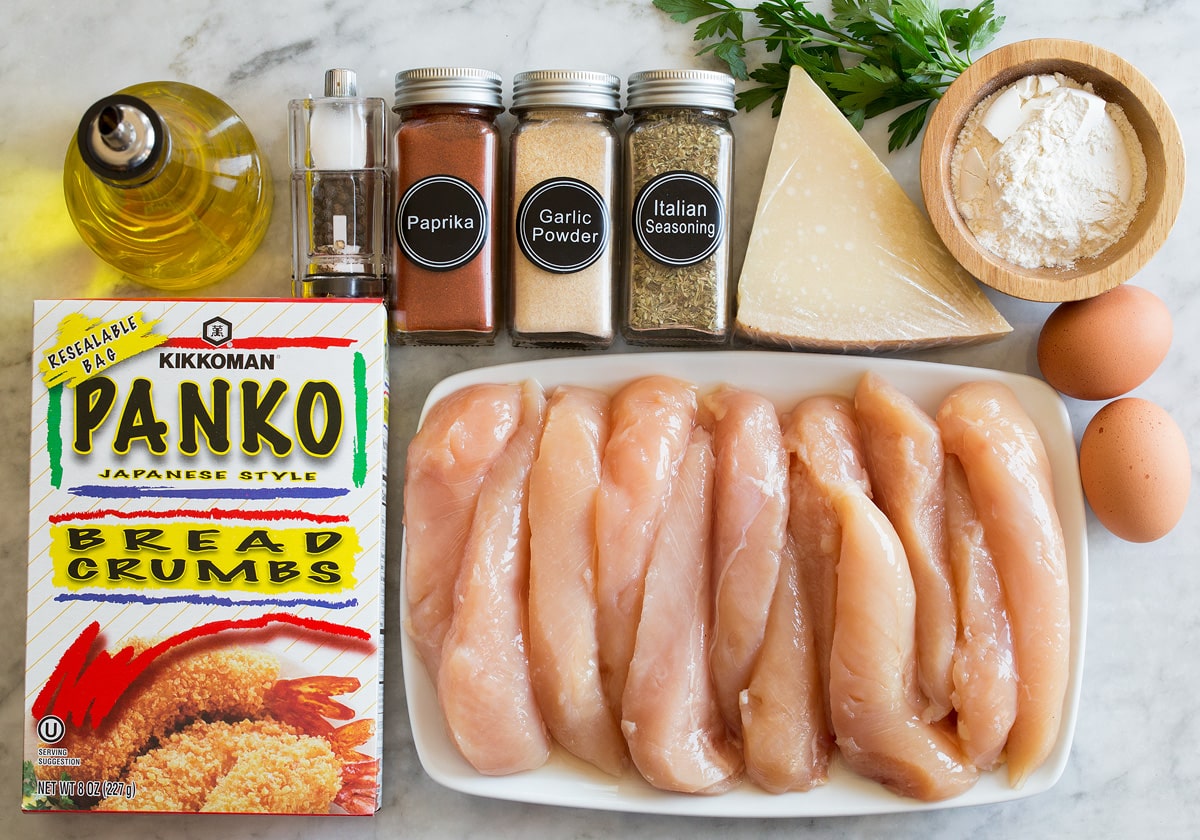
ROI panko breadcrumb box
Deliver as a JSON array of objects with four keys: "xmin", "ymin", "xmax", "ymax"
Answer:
[{"xmin": 23, "ymin": 299, "xmax": 387, "ymax": 815}]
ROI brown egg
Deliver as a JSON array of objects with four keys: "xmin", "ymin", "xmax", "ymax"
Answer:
[
  {"xmin": 1037, "ymin": 285, "xmax": 1172, "ymax": 400},
  {"xmin": 1079, "ymin": 398, "xmax": 1190, "ymax": 542}
]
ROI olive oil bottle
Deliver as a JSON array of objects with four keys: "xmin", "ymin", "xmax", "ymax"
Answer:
[{"xmin": 64, "ymin": 81, "xmax": 273, "ymax": 291}]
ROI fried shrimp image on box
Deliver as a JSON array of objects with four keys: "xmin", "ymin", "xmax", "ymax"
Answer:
[
  {"xmin": 34, "ymin": 620, "xmax": 379, "ymax": 814},
  {"xmin": 40, "ymin": 644, "xmax": 280, "ymax": 783},
  {"xmin": 95, "ymin": 719, "xmax": 341, "ymax": 813}
]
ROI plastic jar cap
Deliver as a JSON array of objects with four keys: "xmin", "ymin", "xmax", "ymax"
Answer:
[
  {"xmin": 511, "ymin": 70, "xmax": 621, "ymax": 113},
  {"xmin": 626, "ymin": 69, "xmax": 736, "ymax": 115},
  {"xmin": 393, "ymin": 67, "xmax": 503, "ymax": 110}
]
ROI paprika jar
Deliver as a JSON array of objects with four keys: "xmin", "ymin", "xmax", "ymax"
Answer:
[
  {"xmin": 391, "ymin": 67, "xmax": 503, "ymax": 345},
  {"xmin": 623, "ymin": 69, "xmax": 736, "ymax": 345},
  {"xmin": 508, "ymin": 70, "xmax": 620, "ymax": 348}
]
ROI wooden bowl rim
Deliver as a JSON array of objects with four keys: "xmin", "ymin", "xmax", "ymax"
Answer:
[{"xmin": 920, "ymin": 38, "xmax": 1186, "ymax": 302}]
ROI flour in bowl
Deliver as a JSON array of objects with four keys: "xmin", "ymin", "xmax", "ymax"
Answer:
[{"xmin": 951, "ymin": 73, "xmax": 1146, "ymax": 269}]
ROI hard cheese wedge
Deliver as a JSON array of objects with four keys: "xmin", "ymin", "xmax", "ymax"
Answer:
[{"xmin": 735, "ymin": 67, "xmax": 1011, "ymax": 352}]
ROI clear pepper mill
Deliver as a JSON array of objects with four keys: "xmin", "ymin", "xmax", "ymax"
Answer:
[{"xmin": 289, "ymin": 68, "xmax": 389, "ymax": 298}]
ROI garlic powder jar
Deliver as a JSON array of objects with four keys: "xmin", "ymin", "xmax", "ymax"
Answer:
[{"xmin": 508, "ymin": 70, "xmax": 621, "ymax": 348}]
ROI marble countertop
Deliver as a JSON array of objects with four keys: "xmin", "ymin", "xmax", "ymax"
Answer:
[{"xmin": 2, "ymin": 0, "xmax": 1197, "ymax": 837}]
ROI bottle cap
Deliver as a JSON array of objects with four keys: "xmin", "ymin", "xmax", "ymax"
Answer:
[
  {"xmin": 325, "ymin": 68, "xmax": 359, "ymax": 97},
  {"xmin": 76, "ymin": 94, "xmax": 166, "ymax": 182},
  {"xmin": 511, "ymin": 70, "xmax": 621, "ymax": 113},
  {"xmin": 393, "ymin": 67, "xmax": 503, "ymax": 110},
  {"xmin": 626, "ymin": 69, "xmax": 736, "ymax": 115}
]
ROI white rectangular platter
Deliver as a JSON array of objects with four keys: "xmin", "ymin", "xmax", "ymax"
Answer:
[{"xmin": 399, "ymin": 351, "xmax": 1088, "ymax": 817}]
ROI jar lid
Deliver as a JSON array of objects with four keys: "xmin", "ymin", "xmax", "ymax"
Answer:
[
  {"xmin": 393, "ymin": 67, "xmax": 503, "ymax": 110},
  {"xmin": 511, "ymin": 70, "xmax": 621, "ymax": 113},
  {"xmin": 626, "ymin": 69, "xmax": 736, "ymax": 115}
]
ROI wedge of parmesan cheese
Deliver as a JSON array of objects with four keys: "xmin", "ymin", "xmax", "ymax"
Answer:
[{"xmin": 734, "ymin": 67, "xmax": 1011, "ymax": 352}]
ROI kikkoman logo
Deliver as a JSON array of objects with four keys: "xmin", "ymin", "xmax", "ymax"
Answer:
[
  {"xmin": 202, "ymin": 317, "xmax": 233, "ymax": 347},
  {"xmin": 158, "ymin": 316, "xmax": 275, "ymax": 370}
]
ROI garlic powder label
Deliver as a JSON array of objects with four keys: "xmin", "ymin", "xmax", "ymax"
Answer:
[{"xmin": 516, "ymin": 177, "xmax": 609, "ymax": 274}]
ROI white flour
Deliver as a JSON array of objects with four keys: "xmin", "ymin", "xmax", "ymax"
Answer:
[{"xmin": 951, "ymin": 73, "xmax": 1146, "ymax": 269}]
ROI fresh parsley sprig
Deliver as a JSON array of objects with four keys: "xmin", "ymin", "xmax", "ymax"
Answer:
[{"xmin": 653, "ymin": 0, "xmax": 1005, "ymax": 150}]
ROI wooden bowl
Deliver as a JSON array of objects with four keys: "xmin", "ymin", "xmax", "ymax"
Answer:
[{"xmin": 920, "ymin": 38, "xmax": 1185, "ymax": 302}]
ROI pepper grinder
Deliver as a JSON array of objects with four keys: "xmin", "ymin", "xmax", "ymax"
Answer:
[{"xmin": 289, "ymin": 68, "xmax": 388, "ymax": 298}]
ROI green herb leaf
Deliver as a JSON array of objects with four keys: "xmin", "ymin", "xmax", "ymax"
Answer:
[
  {"xmin": 892, "ymin": 12, "xmax": 939, "ymax": 65},
  {"xmin": 655, "ymin": 0, "xmax": 1004, "ymax": 148},
  {"xmin": 699, "ymin": 38, "xmax": 751, "ymax": 78},
  {"xmin": 653, "ymin": 0, "xmax": 738, "ymax": 25},
  {"xmin": 964, "ymin": 0, "xmax": 1005, "ymax": 54},
  {"xmin": 828, "ymin": 62, "xmax": 902, "ymax": 113},
  {"xmin": 887, "ymin": 99, "xmax": 933, "ymax": 150},
  {"xmin": 694, "ymin": 9, "xmax": 745, "ymax": 42},
  {"xmin": 894, "ymin": 0, "xmax": 944, "ymax": 36},
  {"xmin": 739, "ymin": 61, "xmax": 797, "ymax": 115}
]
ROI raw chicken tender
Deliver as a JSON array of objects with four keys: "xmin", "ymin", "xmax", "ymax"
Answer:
[
  {"xmin": 595, "ymin": 376, "xmax": 698, "ymax": 716},
  {"xmin": 739, "ymin": 541, "xmax": 832, "ymax": 793},
  {"xmin": 621, "ymin": 427, "xmax": 743, "ymax": 795},
  {"xmin": 703, "ymin": 386, "xmax": 789, "ymax": 735},
  {"xmin": 828, "ymin": 486, "xmax": 979, "ymax": 801},
  {"xmin": 854, "ymin": 371, "xmax": 957, "ymax": 722},
  {"xmin": 438, "ymin": 381, "xmax": 552, "ymax": 775},
  {"xmin": 944, "ymin": 454, "xmax": 1018, "ymax": 771},
  {"xmin": 410, "ymin": 371, "xmax": 1068, "ymax": 800},
  {"xmin": 937, "ymin": 381, "xmax": 1070, "ymax": 788},
  {"xmin": 781, "ymin": 395, "xmax": 870, "ymax": 735},
  {"xmin": 527, "ymin": 386, "xmax": 626, "ymax": 776},
  {"xmin": 404, "ymin": 382, "xmax": 522, "ymax": 676}
]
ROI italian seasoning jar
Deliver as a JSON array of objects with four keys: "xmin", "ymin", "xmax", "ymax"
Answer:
[
  {"xmin": 623, "ymin": 69, "xmax": 736, "ymax": 345},
  {"xmin": 391, "ymin": 68, "xmax": 503, "ymax": 345},
  {"xmin": 509, "ymin": 70, "xmax": 621, "ymax": 348}
]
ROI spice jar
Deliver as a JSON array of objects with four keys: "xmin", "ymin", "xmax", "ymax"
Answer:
[
  {"xmin": 509, "ymin": 70, "xmax": 621, "ymax": 348},
  {"xmin": 623, "ymin": 69, "xmax": 736, "ymax": 345},
  {"xmin": 391, "ymin": 68, "xmax": 503, "ymax": 345}
]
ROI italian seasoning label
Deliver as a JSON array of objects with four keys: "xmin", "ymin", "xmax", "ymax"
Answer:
[
  {"xmin": 396, "ymin": 175, "xmax": 488, "ymax": 272},
  {"xmin": 632, "ymin": 170, "xmax": 724, "ymax": 267},
  {"xmin": 516, "ymin": 177, "xmax": 609, "ymax": 274}
]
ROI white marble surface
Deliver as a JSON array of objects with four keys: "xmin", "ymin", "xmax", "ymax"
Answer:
[{"xmin": 1, "ymin": 0, "xmax": 1197, "ymax": 836}]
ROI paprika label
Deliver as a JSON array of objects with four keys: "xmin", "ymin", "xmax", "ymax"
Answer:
[{"xmin": 396, "ymin": 175, "xmax": 488, "ymax": 272}]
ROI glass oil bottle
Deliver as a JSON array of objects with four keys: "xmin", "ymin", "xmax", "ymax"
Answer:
[{"xmin": 63, "ymin": 81, "xmax": 273, "ymax": 291}]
